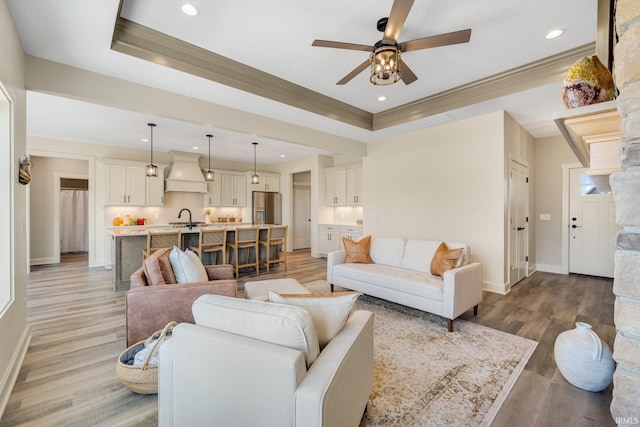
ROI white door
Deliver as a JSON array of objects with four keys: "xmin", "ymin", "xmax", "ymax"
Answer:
[
  {"xmin": 508, "ymin": 160, "xmax": 528, "ymax": 286},
  {"xmin": 569, "ymin": 168, "xmax": 617, "ymax": 277},
  {"xmin": 293, "ymin": 187, "xmax": 311, "ymax": 250}
]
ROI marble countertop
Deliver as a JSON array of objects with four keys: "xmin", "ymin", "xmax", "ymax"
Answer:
[{"xmin": 108, "ymin": 223, "xmax": 265, "ymax": 236}]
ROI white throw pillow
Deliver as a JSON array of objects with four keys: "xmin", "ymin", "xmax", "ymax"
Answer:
[
  {"xmin": 369, "ymin": 237, "xmax": 405, "ymax": 267},
  {"xmin": 192, "ymin": 294, "xmax": 320, "ymax": 366},
  {"xmin": 169, "ymin": 246, "xmax": 208, "ymax": 284},
  {"xmin": 269, "ymin": 291, "xmax": 361, "ymax": 349},
  {"xmin": 402, "ymin": 239, "xmax": 443, "ymax": 273}
]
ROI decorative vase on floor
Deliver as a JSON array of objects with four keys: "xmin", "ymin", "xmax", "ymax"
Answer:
[
  {"xmin": 554, "ymin": 322, "xmax": 615, "ymax": 392},
  {"xmin": 562, "ymin": 55, "xmax": 615, "ymax": 109}
]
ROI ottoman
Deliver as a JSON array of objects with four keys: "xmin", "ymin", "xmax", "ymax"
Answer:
[{"xmin": 243, "ymin": 278, "xmax": 310, "ymax": 301}]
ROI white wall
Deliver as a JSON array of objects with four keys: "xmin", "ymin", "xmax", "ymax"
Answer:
[
  {"xmin": 534, "ymin": 135, "xmax": 579, "ymax": 272},
  {"xmin": 363, "ymin": 112, "xmax": 507, "ymax": 290},
  {"xmin": 0, "ymin": 0, "xmax": 29, "ymax": 416}
]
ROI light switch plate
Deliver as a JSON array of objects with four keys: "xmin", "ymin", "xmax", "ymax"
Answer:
[{"xmin": 539, "ymin": 213, "xmax": 551, "ymax": 221}]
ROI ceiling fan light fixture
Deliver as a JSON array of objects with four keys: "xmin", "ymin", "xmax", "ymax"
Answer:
[{"xmin": 370, "ymin": 45, "xmax": 401, "ymax": 85}]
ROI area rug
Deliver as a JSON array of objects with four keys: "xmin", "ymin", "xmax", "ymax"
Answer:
[{"xmin": 301, "ymin": 280, "xmax": 538, "ymax": 427}]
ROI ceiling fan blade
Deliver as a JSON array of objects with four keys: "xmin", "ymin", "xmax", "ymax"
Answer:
[
  {"xmin": 337, "ymin": 60, "xmax": 371, "ymax": 85},
  {"xmin": 383, "ymin": 0, "xmax": 415, "ymax": 44},
  {"xmin": 398, "ymin": 60, "xmax": 418, "ymax": 85},
  {"xmin": 312, "ymin": 40, "xmax": 372, "ymax": 52},
  {"xmin": 399, "ymin": 28, "xmax": 472, "ymax": 52}
]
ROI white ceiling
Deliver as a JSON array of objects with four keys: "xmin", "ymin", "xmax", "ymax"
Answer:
[{"xmin": 8, "ymin": 0, "xmax": 598, "ymax": 163}]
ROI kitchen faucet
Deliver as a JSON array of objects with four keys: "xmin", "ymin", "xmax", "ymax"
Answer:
[{"xmin": 178, "ymin": 208, "xmax": 193, "ymax": 230}]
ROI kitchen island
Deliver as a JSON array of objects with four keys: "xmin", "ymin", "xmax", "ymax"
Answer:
[{"xmin": 109, "ymin": 224, "xmax": 273, "ymax": 290}]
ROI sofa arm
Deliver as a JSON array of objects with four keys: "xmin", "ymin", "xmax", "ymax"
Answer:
[
  {"xmin": 125, "ymin": 280, "xmax": 237, "ymax": 346},
  {"xmin": 205, "ymin": 264, "xmax": 234, "ymax": 280},
  {"xmin": 295, "ymin": 310, "xmax": 374, "ymax": 427},
  {"xmin": 159, "ymin": 323, "xmax": 306, "ymax": 427},
  {"xmin": 326, "ymin": 250, "xmax": 346, "ymax": 284},
  {"xmin": 442, "ymin": 262, "xmax": 483, "ymax": 319}
]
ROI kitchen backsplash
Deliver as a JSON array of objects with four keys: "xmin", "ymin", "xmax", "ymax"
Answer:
[
  {"xmin": 332, "ymin": 206, "xmax": 363, "ymax": 225},
  {"xmin": 105, "ymin": 191, "xmax": 249, "ymax": 226}
]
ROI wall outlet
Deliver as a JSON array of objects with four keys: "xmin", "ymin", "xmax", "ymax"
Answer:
[
  {"xmin": 539, "ymin": 213, "xmax": 551, "ymax": 221},
  {"xmin": 154, "ymin": 213, "xmax": 160, "ymax": 219}
]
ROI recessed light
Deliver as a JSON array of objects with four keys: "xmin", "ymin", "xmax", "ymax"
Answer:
[
  {"xmin": 181, "ymin": 3, "xmax": 200, "ymax": 16},
  {"xmin": 193, "ymin": 146, "xmax": 199, "ymax": 150},
  {"xmin": 545, "ymin": 28, "xmax": 565, "ymax": 39},
  {"xmin": 378, "ymin": 96, "xmax": 387, "ymax": 102},
  {"xmin": 141, "ymin": 138, "xmax": 149, "ymax": 142},
  {"xmin": 280, "ymin": 154, "xmax": 286, "ymax": 158}
]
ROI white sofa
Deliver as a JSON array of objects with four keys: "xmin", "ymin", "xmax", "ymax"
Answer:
[
  {"xmin": 158, "ymin": 295, "xmax": 374, "ymax": 427},
  {"xmin": 327, "ymin": 237, "xmax": 482, "ymax": 331}
]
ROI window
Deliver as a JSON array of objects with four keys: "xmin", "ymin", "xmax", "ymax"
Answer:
[
  {"xmin": 581, "ymin": 173, "xmax": 610, "ymax": 195},
  {"xmin": 0, "ymin": 81, "xmax": 14, "ymax": 314}
]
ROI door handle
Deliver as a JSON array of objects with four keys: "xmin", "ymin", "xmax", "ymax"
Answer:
[
  {"xmin": 571, "ymin": 224, "xmax": 581, "ymax": 229},
  {"xmin": 517, "ymin": 227, "xmax": 525, "ymax": 231}
]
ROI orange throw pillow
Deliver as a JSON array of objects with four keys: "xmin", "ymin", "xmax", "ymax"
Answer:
[
  {"xmin": 343, "ymin": 236, "xmax": 373, "ymax": 264},
  {"xmin": 430, "ymin": 242, "xmax": 463, "ymax": 277}
]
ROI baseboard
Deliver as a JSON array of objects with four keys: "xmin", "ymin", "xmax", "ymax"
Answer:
[
  {"xmin": 483, "ymin": 281, "xmax": 510, "ymax": 295},
  {"xmin": 536, "ymin": 264, "xmax": 565, "ymax": 274},
  {"xmin": 0, "ymin": 325, "xmax": 31, "ymax": 419},
  {"xmin": 30, "ymin": 257, "xmax": 56, "ymax": 266}
]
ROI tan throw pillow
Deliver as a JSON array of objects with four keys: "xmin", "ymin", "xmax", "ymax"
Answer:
[
  {"xmin": 143, "ymin": 247, "xmax": 177, "ymax": 285},
  {"xmin": 343, "ymin": 236, "xmax": 373, "ymax": 264},
  {"xmin": 430, "ymin": 242, "xmax": 463, "ymax": 277},
  {"xmin": 269, "ymin": 291, "xmax": 361, "ymax": 349}
]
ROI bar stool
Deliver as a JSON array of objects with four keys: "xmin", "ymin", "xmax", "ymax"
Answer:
[
  {"xmin": 142, "ymin": 229, "xmax": 182, "ymax": 263},
  {"xmin": 227, "ymin": 226, "xmax": 260, "ymax": 278},
  {"xmin": 258, "ymin": 225, "xmax": 288, "ymax": 273},
  {"xmin": 189, "ymin": 228, "xmax": 226, "ymax": 265}
]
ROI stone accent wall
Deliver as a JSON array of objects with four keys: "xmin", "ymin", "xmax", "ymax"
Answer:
[{"xmin": 610, "ymin": 0, "xmax": 640, "ymax": 423}]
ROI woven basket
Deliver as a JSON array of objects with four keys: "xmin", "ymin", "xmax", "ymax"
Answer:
[{"xmin": 116, "ymin": 321, "xmax": 177, "ymax": 394}]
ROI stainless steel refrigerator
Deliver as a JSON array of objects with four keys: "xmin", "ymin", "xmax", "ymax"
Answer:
[{"xmin": 252, "ymin": 192, "xmax": 282, "ymax": 225}]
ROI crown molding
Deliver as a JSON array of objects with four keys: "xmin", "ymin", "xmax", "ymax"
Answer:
[
  {"xmin": 373, "ymin": 43, "xmax": 596, "ymax": 130},
  {"xmin": 111, "ymin": 16, "xmax": 373, "ymax": 130},
  {"xmin": 112, "ymin": 3, "xmax": 595, "ymax": 134}
]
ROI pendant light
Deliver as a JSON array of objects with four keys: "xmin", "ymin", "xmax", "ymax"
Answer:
[
  {"xmin": 145, "ymin": 123, "xmax": 158, "ymax": 177},
  {"xmin": 204, "ymin": 134, "xmax": 214, "ymax": 181},
  {"xmin": 251, "ymin": 142, "xmax": 259, "ymax": 184}
]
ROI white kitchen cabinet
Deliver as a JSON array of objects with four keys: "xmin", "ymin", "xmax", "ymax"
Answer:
[
  {"xmin": 326, "ymin": 169, "xmax": 346, "ymax": 206},
  {"xmin": 319, "ymin": 225, "xmax": 342, "ymax": 256},
  {"xmin": 145, "ymin": 167, "xmax": 165, "ymax": 206},
  {"xmin": 203, "ymin": 177, "xmax": 222, "ymax": 207},
  {"xmin": 221, "ymin": 174, "xmax": 247, "ymax": 206},
  {"xmin": 340, "ymin": 225, "xmax": 362, "ymax": 241},
  {"xmin": 346, "ymin": 167, "xmax": 363, "ymax": 205},
  {"xmin": 326, "ymin": 164, "xmax": 362, "ymax": 206},
  {"xmin": 105, "ymin": 163, "xmax": 146, "ymax": 205},
  {"xmin": 251, "ymin": 173, "xmax": 280, "ymax": 192}
]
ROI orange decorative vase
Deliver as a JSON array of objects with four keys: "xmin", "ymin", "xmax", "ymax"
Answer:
[{"xmin": 562, "ymin": 55, "xmax": 615, "ymax": 109}]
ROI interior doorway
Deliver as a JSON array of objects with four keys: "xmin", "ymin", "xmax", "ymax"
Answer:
[
  {"xmin": 292, "ymin": 171, "xmax": 311, "ymax": 250},
  {"xmin": 568, "ymin": 167, "xmax": 617, "ymax": 278},
  {"xmin": 59, "ymin": 178, "xmax": 89, "ymax": 255},
  {"xmin": 508, "ymin": 158, "xmax": 529, "ymax": 287}
]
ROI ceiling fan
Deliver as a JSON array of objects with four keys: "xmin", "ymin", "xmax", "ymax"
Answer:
[{"xmin": 311, "ymin": 0, "xmax": 471, "ymax": 86}]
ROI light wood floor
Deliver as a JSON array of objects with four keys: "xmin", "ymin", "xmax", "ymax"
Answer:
[{"xmin": 0, "ymin": 252, "xmax": 615, "ymax": 426}]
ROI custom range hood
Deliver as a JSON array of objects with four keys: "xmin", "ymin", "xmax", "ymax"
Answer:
[{"xmin": 164, "ymin": 150, "xmax": 207, "ymax": 193}]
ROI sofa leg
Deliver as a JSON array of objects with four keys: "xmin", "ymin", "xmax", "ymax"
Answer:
[
  {"xmin": 474, "ymin": 304, "xmax": 478, "ymax": 316},
  {"xmin": 330, "ymin": 283, "xmax": 334, "ymax": 292},
  {"xmin": 447, "ymin": 319, "xmax": 453, "ymax": 332}
]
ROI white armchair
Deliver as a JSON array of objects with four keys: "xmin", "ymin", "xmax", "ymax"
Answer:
[{"xmin": 158, "ymin": 297, "xmax": 374, "ymax": 427}]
